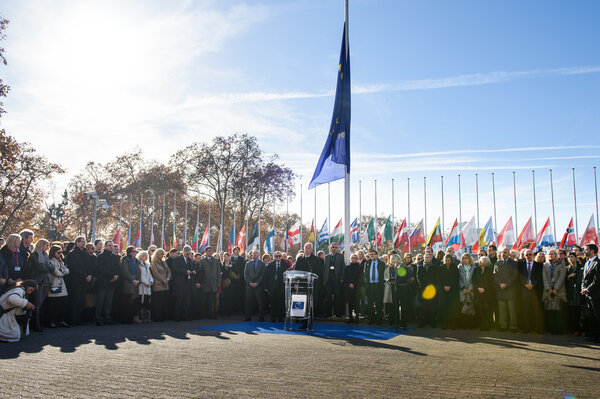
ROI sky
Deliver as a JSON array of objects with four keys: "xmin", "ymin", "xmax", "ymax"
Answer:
[{"xmin": 2, "ymin": 0, "xmax": 600, "ymax": 242}]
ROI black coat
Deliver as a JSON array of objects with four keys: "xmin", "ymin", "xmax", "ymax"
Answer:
[
  {"xmin": 95, "ymin": 250, "xmax": 121, "ymax": 290},
  {"xmin": 264, "ymin": 260, "xmax": 289, "ymax": 295},
  {"xmin": 416, "ymin": 262, "xmax": 441, "ymax": 291},
  {"xmin": 582, "ymin": 256, "xmax": 599, "ymax": 299},
  {"xmin": 517, "ymin": 260, "xmax": 544, "ymax": 297},
  {"xmin": 343, "ymin": 262, "xmax": 361, "ymax": 288},
  {"xmin": 65, "ymin": 246, "xmax": 92, "ymax": 284},
  {"xmin": 472, "ymin": 265, "xmax": 494, "ymax": 297},
  {"xmin": 323, "ymin": 252, "xmax": 345, "ymax": 286},
  {"xmin": 170, "ymin": 255, "xmax": 192, "ymax": 296},
  {"xmin": 363, "ymin": 259, "xmax": 386, "ymax": 288}
]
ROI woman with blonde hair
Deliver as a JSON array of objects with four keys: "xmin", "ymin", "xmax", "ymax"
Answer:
[
  {"xmin": 136, "ymin": 250, "xmax": 154, "ymax": 322},
  {"xmin": 150, "ymin": 248, "xmax": 171, "ymax": 322},
  {"xmin": 458, "ymin": 253, "xmax": 477, "ymax": 328},
  {"xmin": 29, "ymin": 239, "xmax": 54, "ymax": 331},
  {"xmin": 543, "ymin": 249, "xmax": 566, "ymax": 334},
  {"xmin": 46, "ymin": 245, "xmax": 70, "ymax": 328}
]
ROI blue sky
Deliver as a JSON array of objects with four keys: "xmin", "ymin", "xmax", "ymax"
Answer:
[{"xmin": 2, "ymin": 0, "xmax": 600, "ymax": 241}]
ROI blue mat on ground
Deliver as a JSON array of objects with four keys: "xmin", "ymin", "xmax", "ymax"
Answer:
[{"xmin": 197, "ymin": 322, "xmax": 411, "ymax": 340}]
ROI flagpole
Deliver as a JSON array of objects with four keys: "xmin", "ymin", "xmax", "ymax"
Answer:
[
  {"xmin": 513, "ymin": 171, "xmax": 518, "ymax": 234},
  {"xmin": 314, "ymin": 188, "xmax": 317, "ymax": 249},
  {"xmin": 328, "ymin": 182, "xmax": 331, "ymax": 248},
  {"xmin": 441, "ymin": 176, "xmax": 445, "ymax": 244},
  {"xmin": 595, "ymin": 166, "xmax": 599, "ymax": 244},
  {"xmin": 118, "ymin": 196, "xmax": 123, "ymax": 250},
  {"xmin": 391, "ymin": 178, "xmax": 395, "ymax": 243},
  {"xmin": 184, "ymin": 199, "xmax": 188, "ymax": 246},
  {"xmin": 407, "ymin": 178, "xmax": 411, "ymax": 253},
  {"xmin": 195, "ymin": 199, "xmax": 200, "ymax": 250},
  {"xmin": 374, "ymin": 179, "xmax": 378, "ymax": 252},
  {"xmin": 219, "ymin": 189, "xmax": 224, "ymax": 252},
  {"xmin": 208, "ymin": 198, "xmax": 211, "ymax": 247},
  {"xmin": 286, "ymin": 192, "xmax": 289, "ymax": 252},
  {"xmin": 532, "ymin": 170, "xmax": 538, "ymax": 243},
  {"xmin": 300, "ymin": 183, "xmax": 303, "ymax": 248},
  {"xmin": 173, "ymin": 192, "xmax": 177, "ymax": 249},
  {"xmin": 233, "ymin": 189, "xmax": 237, "ymax": 243},
  {"xmin": 161, "ymin": 192, "xmax": 165, "ymax": 249},
  {"xmin": 128, "ymin": 195, "xmax": 132, "ymax": 246},
  {"xmin": 423, "ymin": 177, "xmax": 427, "ymax": 241},
  {"xmin": 458, "ymin": 175, "xmax": 462, "ymax": 232},
  {"xmin": 549, "ymin": 169, "xmax": 557, "ymax": 246},
  {"xmin": 244, "ymin": 191, "xmax": 248, "ymax": 252},
  {"xmin": 475, "ymin": 173, "xmax": 480, "ymax": 247},
  {"xmin": 492, "ymin": 173, "xmax": 498, "ymax": 243},
  {"xmin": 573, "ymin": 168, "xmax": 579, "ymax": 239},
  {"xmin": 258, "ymin": 187, "xmax": 262, "ymax": 254},
  {"xmin": 343, "ymin": 0, "xmax": 351, "ymax": 264},
  {"xmin": 150, "ymin": 192, "xmax": 155, "ymax": 246},
  {"xmin": 359, "ymin": 180, "xmax": 362, "ymax": 249},
  {"xmin": 139, "ymin": 192, "xmax": 143, "ymax": 248}
]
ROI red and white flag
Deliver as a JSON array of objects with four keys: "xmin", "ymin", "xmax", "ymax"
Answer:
[
  {"xmin": 393, "ymin": 218, "xmax": 409, "ymax": 252},
  {"xmin": 515, "ymin": 217, "xmax": 535, "ymax": 251},
  {"xmin": 288, "ymin": 222, "xmax": 302, "ymax": 246},
  {"xmin": 497, "ymin": 217, "xmax": 515, "ymax": 250},
  {"xmin": 559, "ymin": 217, "xmax": 577, "ymax": 248},
  {"xmin": 579, "ymin": 214, "xmax": 598, "ymax": 246}
]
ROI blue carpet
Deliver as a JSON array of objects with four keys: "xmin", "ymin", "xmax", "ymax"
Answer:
[{"xmin": 197, "ymin": 322, "xmax": 411, "ymax": 340}]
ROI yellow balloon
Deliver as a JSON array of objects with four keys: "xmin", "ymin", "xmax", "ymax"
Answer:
[{"xmin": 422, "ymin": 284, "xmax": 436, "ymax": 300}]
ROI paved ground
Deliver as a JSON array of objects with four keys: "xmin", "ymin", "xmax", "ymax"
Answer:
[{"xmin": 1, "ymin": 318, "xmax": 598, "ymax": 398}]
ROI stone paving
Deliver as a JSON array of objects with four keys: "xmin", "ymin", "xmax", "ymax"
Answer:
[{"xmin": 1, "ymin": 318, "xmax": 598, "ymax": 398}]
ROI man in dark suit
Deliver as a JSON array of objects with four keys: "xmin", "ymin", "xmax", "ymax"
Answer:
[
  {"xmin": 582, "ymin": 243, "xmax": 599, "ymax": 342},
  {"xmin": 343, "ymin": 253, "xmax": 362, "ymax": 323},
  {"xmin": 231, "ymin": 246, "xmax": 246, "ymax": 315},
  {"xmin": 518, "ymin": 249, "xmax": 544, "ymax": 333},
  {"xmin": 244, "ymin": 249, "xmax": 266, "ymax": 322},
  {"xmin": 295, "ymin": 242, "xmax": 324, "ymax": 316},
  {"xmin": 265, "ymin": 251, "xmax": 289, "ymax": 322},
  {"xmin": 494, "ymin": 247, "xmax": 519, "ymax": 332},
  {"xmin": 364, "ymin": 249, "xmax": 386, "ymax": 325},
  {"xmin": 171, "ymin": 247, "xmax": 193, "ymax": 321},
  {"xmin": 65, "ymin": 236, "xmax": 92, "ymax": 326},
  {"xmin": 200, "ymin": 246, "xmax": 221, "ymax": 319},
  {"xmin": 323, "ymin": 243, "xmax": 345, "ymax": 317},
  {"xmin": 94, "ymin": 241, "xmax": 120, "ymax": 325}
]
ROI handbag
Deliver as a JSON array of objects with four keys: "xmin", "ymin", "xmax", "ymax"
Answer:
[
  {"xmin": 544, "ymin": 295, "xmax": 561, "ymax": 311},
  {"xmin": 461, "ymin": 293, "xmax": 475, "ymax": 316}
]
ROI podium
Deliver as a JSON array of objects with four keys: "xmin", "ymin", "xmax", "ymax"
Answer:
[{"xmin": 283, "ymin": 270, "xmax": 319, "ymax": 331}]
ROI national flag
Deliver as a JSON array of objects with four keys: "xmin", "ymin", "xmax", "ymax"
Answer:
[
  {"xmin": 461, "ymin": 217, "xmax": 478, "ymax": 247},
  {"xmin": 330, "ymin": 218, "xmax": 344, "ymax": 244},
  {"xmin": 377, "ymin": 216, "xmax": 393, "ymax": 246},
  {"xmin": 149, "ymin": 229, "xmax": 155, "ymax": 246},
  {"xmin": 559, "ymin": 217, "xmax": 576, "ymax": 248},
  {"xmin": 308, "ymin": 23, "xmax": 351, "ymax": 189},
  {"xmin": 264, "ymin": 228, "xmax": 275, "ymax": 254},
  {"xmin": 360, "ymin": 218, "xmax": 375, "ymax": 245},
  {"xmin": 410, "ymin": 219, "xmax": 426, "ymax": 249},
  {"xmin": 248, "ymin": 224, "xmax": 260, "ymax": 251},
  {"xmin": 350, "ymin": 218, "xmax": 359, "ymax": 243},
  {"xmin": 172, "ymin": 231, "xmax": 178, "ymax": 250},
  {"xmin": 112, "ymin": 229, "xmax": 120, "ymax": 250},
  {"xmin": 497, "ymin": 217, "xmax": 516, "ymax": 250},
  {"xmin": 132, "ymin": 228, "xmax": 142, "ymax": 248},
  {"xmin": 579, "ymin": 214, "xmax": 598, "ymax": 246},
  {"xmin": 393, "ymin": 218, "xmax": 409, "ymax": 252},
  {"xmin": 308, "ymin": 221, "xmax": 315, "ymax": 243},
  {"xmin": 191, "ymin": 226, "xmax": 199, "ymax": 252},
  {"xmin": 516, "ymin": 217, "xmax": 535, "ymax": 251},
  {"xmin": 288, "ymin": 222, "xmax": 302, "ymax": 246},
  {"xmin": 228, "ymin": 226, "xmax": 235, "ymax": 255},
  {"xmin": 318, "ymin": 219, "xmax": 329, "ymax": 248},
  {"xmin": 160, "ymin": 232, "xmax": 166, "ymax": 250},
  {"xmin": 236, "ymin": 224, "xmax": 247, "ymax": 255},
  {"xmin": 445, "ymin": 218, "xmax": 464, "ymax": 251},
  {"xmin": 473, "ymin": 217, "xmax": 494, "ymax": 252},
  {"xmin": 536, "ymin": 217, "xmax": 554, "ymax": 249},
  {"xmin": 199, "ymin": 225, "xmax": 209, "ymax": 253},
  {"xmin": 426, "ymin": 217, "xmax": 443, "ymax": 247}
]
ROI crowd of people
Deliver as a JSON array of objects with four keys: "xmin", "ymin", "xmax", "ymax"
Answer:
[{"xmin": 0, "ymin": 229, "xmax": 598, "ymax": 345}]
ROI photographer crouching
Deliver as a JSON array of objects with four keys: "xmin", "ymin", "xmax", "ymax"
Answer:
[{"xmin": 0, "ymin": 280, "xmax": 37, "ymax": 342}]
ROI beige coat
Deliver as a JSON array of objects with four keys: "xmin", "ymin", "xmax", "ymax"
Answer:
[
  {"xmin": 0, "ymin": 287, "xmax": 30, "ymax": 342},
  {"xmin": 151, "ymin": 260, "xmax": 171, "ymax": 292},
  {"xmin": 48, "ymin": 258, "xmax": 69, "ymax": 298}
]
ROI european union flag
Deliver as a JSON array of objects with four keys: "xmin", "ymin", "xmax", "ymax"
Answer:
[{"xmin": 309, "ymin": 23, "xmax": 350, "ymax": 189}]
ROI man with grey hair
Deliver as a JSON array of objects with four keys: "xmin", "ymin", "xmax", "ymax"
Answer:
[
  {"xmin": 171, "ymin": 245, "xmax": 194, "ymax": 321},
  {"xmin": 19, "ymin": 229, "xmax": 34, "ymax": 276},
  {"xmin": 294, "ymin": 242, "xmax": 325, "ymax": 318},
  {"xmin": 244, "ymin": 249, "xmax": 266, "ymax": 322},
  {"xmin": 201, "ymin": 246, "xmax": 221, "ymax": 319},
  {"xmin": 65, "ymin": 236, "xmax": 92, "ymax": 326}
]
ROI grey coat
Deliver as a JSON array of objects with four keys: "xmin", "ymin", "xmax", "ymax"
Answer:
[
  {"xmin": 244, "ymin": 259, "xmax": 266, "ymax": 287},
  {"xmin": 458, "ymin": 264, "xmax": 475, "ymax": 302},
  {"xmin": 542, "ymin": 260, "xmax": 567, "ymax": 302},
  {"xmin": 200, "ymin": 256, "xmax": 221, "ymax": 293},
  {"xmin": 120, "ymin": 256, "xmax": 141, "ymax": 296},
  {"xmin": 494, "ymin": 259, "xmax": 518, "ymax": 300}
]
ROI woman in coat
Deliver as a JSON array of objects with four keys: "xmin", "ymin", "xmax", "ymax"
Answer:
[
  {"xmin": 29, "ymin": 239, "xmax": 54, "ymax": 331},
  {"xmin": 543, "ymin": 249, "xmax": 567, "ymax": 334},
  {"xmin": 565, "ymin": 251, "xmax": 585, "ymax": 335},
  {"xmin": 119, "ymin": 246, "xmax": 141, "ymax": 323},
  {"xmin": 136, "ymin": 250, "xmax": 154, "ymax": 322},
  {"xmin": 0, "ymin": 280, "xmax": 37, "ymax": 342},
  {"xmin": 150, "ymin": 248, "xmax": 171, "ymax": 322},
  {"xmin": 438, "ymin": 254, "xmax": 460, "ymax": 329},
  {"xmin": 473, "ymin": 256, "xmax": 495, "ymax": 330},
  {"xmin": 46, "ymin": 245, "xmax": 70, "ymax": 328},
  {"xmin": 458, "ymin": 253, "xmax": 477, "ymax": 328}
]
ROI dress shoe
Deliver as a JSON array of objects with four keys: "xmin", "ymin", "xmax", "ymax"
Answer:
[
  {"xmin": 47, "ymin": 323, "xmax": 57, "ymax": 329},
  {"xmin": 58, "ymin": 322, "xmax": 70, "ymax": 328}
]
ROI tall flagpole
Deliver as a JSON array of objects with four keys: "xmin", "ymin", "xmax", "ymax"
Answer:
[
  {"xmin": 161, "ymin": 192, "xmax": 165, "ymax": 249},
  {"xmin": 173, "ymin": 192, "xmax": 177, "ymax": 249},
  {"xmin": 127, "ymin": 195, "xmax": 132, "ymax": 246},
  {"xmin": 207, "ymin": 199, "xmax": 211, "ymax": 247},
  {"xmin": 374, "ymin": 179, "xmax": 378, "ymax": 252},
  {"xmin": 195, "ymin": 199, "xmax": 200, "ymax": 249},
  {"xmin": 549, "ymin": 169, "xmax": 557, "ymax": 245},
  {"xmin": 118, "ymin": 196, "xmax": 123, "ymax": 250},
  {"xmin": 328, "ymin": 182, "xmax": 331, "ymax": 248},
  {"xmin": 285, "ymin": 192, "xmax": 289, "ymax": 252},
  {"xmin": 391, "ymin": 179, "xmax": 395, "ymax": 240},
  {"xmin": 184, "ymin": 199, "xmax": 188, "ymax": 246},
  {"xmin": 139, "ymin": 192, "xmax": 143, "ymax": 248},
  {"xmin": 258, "ymin": 188, "xmax": 262, "ymax": 254},
  {"xmin": 359, "ymin": 180, "xmax": 362, "ymax": 245},
  {"xmin": 573, "ymin": 168, "xmax": 579, "ymax": 239},
  {"xmin": 532, "ymin": 170, "xmax": 538, "ymax": 240},
  {"xmin": 513, "ymin": 171, "xmax": 518, "ymax": 233},
  {"xmin": 475, "ymin": 173, "xmax": 480, "ymax": 247},
  {"xmin": 595, "ymin": 166, "xmax": 599, "ymax": 244},
  {"xmin": 314, "ymin": 188, "xmax": 317, "ymax": 249},
  {"xmin": 300, "ymin": 184, "xmax": 303, "ymax": 248},
  {"xmin": 441, "ymin": 176, "xmax": 445, "ymax": 243},
  {"xmin": 244, "ymin": 191, "xmax": 248, "ymax": 252},
  {"xmin": 343, "ymin": 0, "xmax": 351, "ymax": 264},
  {"xmin": 407, "ymin": 178, "xmax": 411, "ymax": 253},
  {"xmin": 233, "ymin": 189, "xmax": 237, "ymax": 242},
  {"xmin": 492, "ymin": 173, "xmax": 498, "ymax": 242},
  {"xmin": 150, "ymin": 192, "xmax": 155, "ymax": 246},
  {"xmin": 219, "ymin": 189, "xmax": 225, "ymax": 252},
  {"xmin": 423, "ymin": 177, "xmax": 428, "ymax": 239},
  {"xmin": 458, "ymin": 175, "xmax": 462, "ymax": 230}
]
